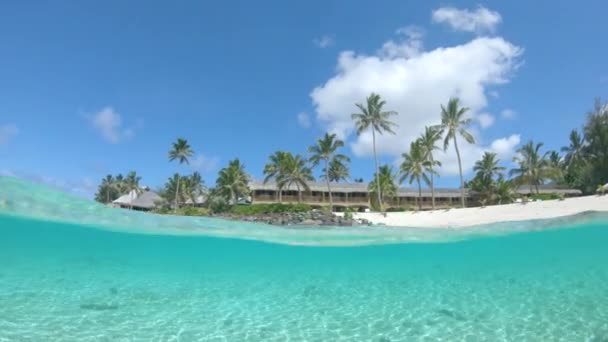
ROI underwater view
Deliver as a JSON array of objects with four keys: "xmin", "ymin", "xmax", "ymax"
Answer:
[{"xmin": 1, "ymin": 177, "xmax": 608, "ymax": 341}]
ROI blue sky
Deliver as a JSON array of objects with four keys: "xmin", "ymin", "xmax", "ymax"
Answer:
[{"xmin": 0, "ymin": 0, "xmax": 606, "ymax": 197}]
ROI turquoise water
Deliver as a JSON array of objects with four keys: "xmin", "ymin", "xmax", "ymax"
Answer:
[{"xmin": 1, "ymin": 177, "xmax": 608, "ymax": 341}]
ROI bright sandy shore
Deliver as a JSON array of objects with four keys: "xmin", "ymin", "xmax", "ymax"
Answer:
[{"xmin": 345, "ymin": 195, "xmax": 608, "ymax": 228}]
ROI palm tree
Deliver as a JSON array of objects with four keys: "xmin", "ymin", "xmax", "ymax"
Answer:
[
  {"xmin": 561, "ymin": 129, "xmax": 585, "ymax": 170},
  {"xmin": 438, "ymin": 98, "xmax": 475, "ymax": 208},
  {"xmin": 473, "ymin": 152, "xmax": 505, "ymax": 184},
  {"xmin": 99, "ymin": 175, "xmax": 116, "ymax": 204},
  {"xmin": 326, "ymin": 156, "xmax": 350, "ymax": 183},
  {"xmin": 183, "ymin": 172, "xmax": 206, "ymax": 206},
  {"xmin": 400, "ymin": 141, "xmax": 438, "ymax": 210},
  {"xmin": 510, "ymin": 141, "xmax": 553, "ymax": 194},
  {"xmin": 114, "ymin": 174, "xmax": 125, "ymax": 194},
  {"xmin": 216, "ymin": 159, "xmax": 250, "ymax": 205},
  {"xmin": 168, "ymin": 138, "xmax": 194, "ymax": 211},
  {"xmin": 417, "ymin": 126, "xmax": 443, "ymax": 209},
  {"xmin": 368, "ymin": 164, "xmax": 397, "ymax": 210},
  {"xmin": 352, "ymin": 93, "xmax": 398, "ymax": 210},
  {"xmin": 494, "ymin": 176, "xmax": 515, "ymax": 204},
  {"xmin": 309, "ymin": 133, "xmax": 350, "ymax": 211},
  {"xmin": 276, "ymin": 154, "xmax": 314, "ymax": 203},
  {"xmin": 263, "ymin": 151, "xmax": 288, "ymax": 202},
  {"xmin": 123, "ymin": 171, "xmax": 142, "ymax": 209},
  {"xmin": 472, "ymin": 152, "xmax": 505, "ymax": 203}
]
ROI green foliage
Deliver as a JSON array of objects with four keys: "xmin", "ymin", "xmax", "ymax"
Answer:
[
  {"xmin": 229, "ymin": 203, "xmax": 311, "ymax": 215},
  {"xmin": 216, "ymin": 159, "xmax": 250, "ymax": 204},
  {"xmin": 368, "ymin": 165, "xmax": 397, "ymax": 211},
  {"xmin": 94, "ymin": 172, "xmax": 141, "ymax": 204},
  {"xmin": 438, "ymin": 97, "xmax": 475, "ymax": 208},
  {"xmin": 343, "ymin": 207, "xmax": 354, "ymax": 220},
  {"xmin": 510, "ymin": 140, "xmax": 557, "ymax": 193},
  {"xmin": 179, "ymin": 207, "xmax": 211, "ymax": 216},
  {"xmin": 153, "ymin": 207, "xmax": 210, "ymax": 216},
  {"xmin": 385, "ymin": 207, "xmax": 410, "ymax": 212},
  {"xmin": 528, "ymin": 193, "xmax": 562, "ymax": 201},
  {"xmin": 352, "ymin": 92, "xmax": 398, "ymax": 209},
  {"xmin": 400, "ymin": 140, "xmax": 439, "ymax": 210}
]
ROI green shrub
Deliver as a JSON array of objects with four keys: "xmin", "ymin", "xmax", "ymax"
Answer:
[
  {"xmin": 178, "ymin": 207, "xmax": 211, "ymax": 216},
  {"xmin": 343, "ymin": 207, "xmax": 354, "ymax": 220},
  {"xmin": 229, "ymin": 203, "xmax": 312, "ymax": 215},
  {"xmin": 529, "ymin": 193, "xmax": 561, "ymax": 201},
  {"xmin": 386, "ymin": 207, "xmax": 409, "ymax": 212}
]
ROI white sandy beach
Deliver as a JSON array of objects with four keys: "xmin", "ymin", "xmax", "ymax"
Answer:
[{"xmin": 348, "ymin": 195, "xmax": 608, "ymax": 228}]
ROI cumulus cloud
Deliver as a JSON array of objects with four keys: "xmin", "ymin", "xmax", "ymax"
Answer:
[
  {"xmin": 0, "ymin": 124, "xmax": 18, "ymax": 145},
  {"xmin": 297, "ymin": 112, "xmax": 312, "ymax": 128},
  {"xmin": 432, "ymin": 6, "xmax": 502, "ymax": 34},
  {"xmin": 501, "ymin": 109, "xmax": 517, "ymax": 119},
  {"xmin": 477, "ymin": 113, "xmax": 495, "ymax": 128},
  {"xmin": 190, "ymin": 153, "xmax": 219, "ymax": 173},
  {"xmin": 90, "ymin": 107, "xmax": 135, "ymax": 143},
  {"xmin": 310, "ymin": 28, "xmax": 522, "ymax": 176},
  {"xmin": 313, "ymin": 35, "xmax": 334, "ymax": 48}
]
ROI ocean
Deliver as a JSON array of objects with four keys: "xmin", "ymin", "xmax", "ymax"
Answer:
[{"xmin": 1, "ymin": 176, "xmax": 607, "ymax": 341}]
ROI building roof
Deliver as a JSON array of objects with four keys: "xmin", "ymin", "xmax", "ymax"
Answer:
[
  {"xmin": 112, "ymin": 189, "xmax": 138, "ymax": 205},
  {"xmin": 112, "ymin": 190, "xmax": 163, "ymax": 209},
  {"xmin": 249, "ymin": 180, "xmax": 465, "ymax": 198},
  {"xmin": 131, "ymin": 190, "xmax": 163, "ymax": 209}
]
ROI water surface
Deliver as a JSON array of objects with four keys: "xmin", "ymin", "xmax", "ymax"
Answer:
[{"xmin": 1, "ymin": 177, "xmax": 607, "ymax": 341}]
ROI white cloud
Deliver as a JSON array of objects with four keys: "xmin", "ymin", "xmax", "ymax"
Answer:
[
  {"xmin": 190, "ymin": 153, "xmax": 219, "ymax": 173},
  {"xmin": 379, "ymin": 26, "xmax": 424, "ymax": 58},
  {"xmin": 0, "ymin": 124, "xmax": 18, "ymax": 145},
  {"xmin": 477, "ymin": 113, "xmax": 495, "ymax": 128},
  {"xmin": 501, "ymin": 109, "xmax": 517, "ymax": 119},
  {"xmin": 310, "ymin": 28, "xmax": 522, "ymax": 177},
  {"xmin": 297, "ymin": 111, "xmax": 312, "ymax": 128},
  {"xmin": 90, "ymin": 107, "xmax": 135, "ymax": 143},
  {"xmin": 313, "ymin": 35, "xmax": 334, "ymax": 48},
  {"xmin": 432, "ymin": 6, "xmax": 502, "ymax": 34},
  {"xmin": 432, "ymin": 134, "xmax": 521, "ymax": 176}
]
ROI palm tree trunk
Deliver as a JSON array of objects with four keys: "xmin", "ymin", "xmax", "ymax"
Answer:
[
  {"xmin": 430, "ymin": 154, "xmax": 435, "ymax": 210},
  {"xmin": 174, "ymin": 176, "xmax": 180, "ymax": 212},
  {"xmin": 372, "ymin": 129, "xmax": 382, "ymax": 211},
  {"xmin": 106, "ymin": 188, "xmax": 110, "ymax": 204},
  {"xmin": 325, "ymin": 158, "xmax": 333, "ymax": 212},
  {"xmin": 417, "ymin": 178, "xmax": 422, "ymax": 211},
  {"xmin": 453, "ymin": 136, "xmax": 465, "ymax": 208},
  {"xmin": 296, "ymin": 183, "xmax": 302, "ymax": 203},
  {"xmin": 535, "ymin": 182, "xmax": 540, "ymax": 194},
  {"xmin": 279, "ymin": 188, "xmax": 282, "ymax": 203}
]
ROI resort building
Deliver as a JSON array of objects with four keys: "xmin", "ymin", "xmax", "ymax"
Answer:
[
  {"xmin": 112, "ymin": 189, "xmax": 163, "ymax": 211},
  {"xmin": 249, "ymin": 180, "xmax": 582, "ymax": 211}
]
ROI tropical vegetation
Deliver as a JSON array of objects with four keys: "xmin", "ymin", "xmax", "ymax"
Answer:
[
  {"xmin": 309, "ymin": 133, "xmax": 350, "ymax": 211},
  {"xmin": 400, "ymin": 141, "xmax": 439, "ymax": 210},
  {"xmin": 437, "ymin": 97, "xmax": 475, "ymax": 208},
  {"xmin": 168, "ymin": 138, "xmax": 194, "ymax": 211},
  {"xmin": 93, "ymin": 96, "xmax": 608, "ymax": 215},
  {"xmin": 352, "ymin": 93, "xmax": 398, "ymax": 210}
]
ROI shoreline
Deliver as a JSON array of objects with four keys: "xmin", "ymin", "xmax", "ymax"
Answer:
[{"xmin": 346, "ymin": 195, "xmax": 608, "ymax": 228}]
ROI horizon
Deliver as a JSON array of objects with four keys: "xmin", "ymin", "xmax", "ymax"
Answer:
[{"xmin": 0, "ymin": 1, "xmax": 606, "ymax": 198}]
